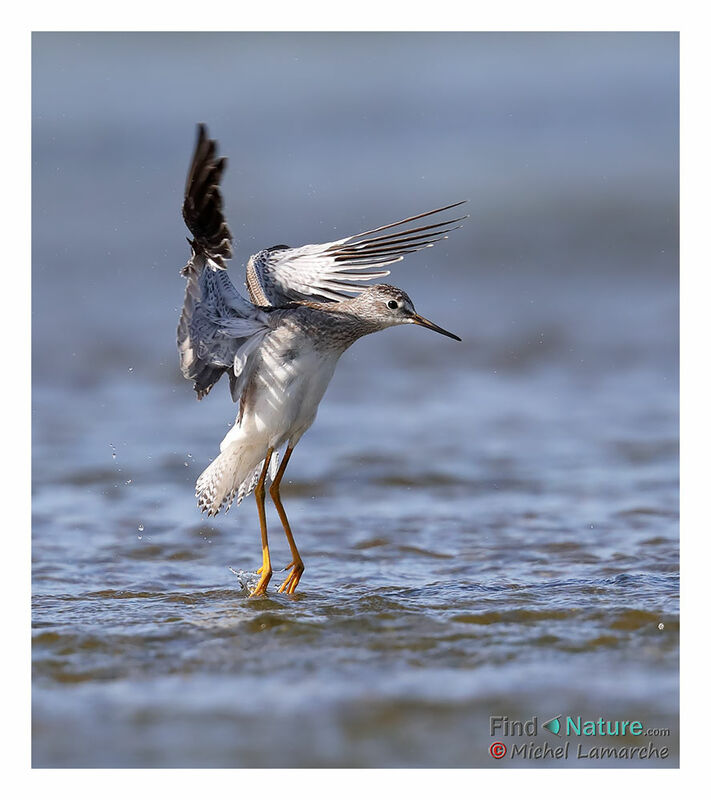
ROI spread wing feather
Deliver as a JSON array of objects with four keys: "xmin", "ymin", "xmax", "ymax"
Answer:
[{"xmin": 245, "ymin": 201, "xmax": 468, "ymax": 306}]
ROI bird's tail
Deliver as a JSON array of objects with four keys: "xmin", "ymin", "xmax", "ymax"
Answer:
[{"xmin": 195, "ymin": 438, "xmax": 279, "ymax": 516}]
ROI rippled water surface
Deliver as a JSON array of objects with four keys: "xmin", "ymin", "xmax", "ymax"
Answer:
[{"xmin": 32, "ymin": 33, "xmax": 678, "ymax": 767}]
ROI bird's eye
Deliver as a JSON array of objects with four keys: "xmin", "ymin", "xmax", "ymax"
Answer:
[{"xmin": 387, "ymin": 300, "xmax": 399, "ymax": 310}]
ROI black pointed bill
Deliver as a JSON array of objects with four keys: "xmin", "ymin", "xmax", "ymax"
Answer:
[{"xmin": 410, "ymin": 313, "xmax": 461, "ymax": 341}]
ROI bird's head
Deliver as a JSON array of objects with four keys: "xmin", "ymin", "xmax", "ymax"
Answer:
[{"xmin": 346, "ymin": 284, "xmax": 461, "ymax": 341}]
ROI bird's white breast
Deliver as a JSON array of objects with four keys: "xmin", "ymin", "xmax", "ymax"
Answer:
[{"xmin": 223, "ymin": 324, "xmax": 342, "ymax": 451}]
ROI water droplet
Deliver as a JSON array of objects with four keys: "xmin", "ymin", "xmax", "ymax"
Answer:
[
  {"xmin": 184, "ymin": 462, "xmax": 189, "ymax": 467},
  {"xmin": 658, "ymin": 622, "xmax": 664, "ymax": 630},
  {"xmin": 128, "ymin": 367, "xmax": 134, "ymax": 373},
  {"xmin": 138, "ymin": 523, "xmax": 144, "ymax": 532},
  {"xmin": 125, "ymin": 479, "xmax": 132, "ymax": 485}
]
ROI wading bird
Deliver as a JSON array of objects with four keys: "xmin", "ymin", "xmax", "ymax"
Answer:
[{"xmin": 178, "ymin": 124, "xmax": 464, "ymax": 595}]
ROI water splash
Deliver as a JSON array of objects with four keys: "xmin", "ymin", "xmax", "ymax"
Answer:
[{"xmin": 228, "ymin": 567, "xmax": 260, "ymax": 593}]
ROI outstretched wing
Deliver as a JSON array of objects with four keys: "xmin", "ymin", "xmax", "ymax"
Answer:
[
  {"xmin": 178, "ymin": 124, "xmax": 269, "ymax": 402},
  {"xmin": 245, "ymin": 201, "xmax": 468, "ymax": 306}
]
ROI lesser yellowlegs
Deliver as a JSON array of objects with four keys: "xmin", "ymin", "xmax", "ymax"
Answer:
[{"xmin": 178, "ymin": 124, "xmax": 465, "ymax": 595}]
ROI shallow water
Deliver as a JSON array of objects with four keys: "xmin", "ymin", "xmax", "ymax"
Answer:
[{"xmin": 32, "ymin": 33, "xmax": 678, "ymax": 767}]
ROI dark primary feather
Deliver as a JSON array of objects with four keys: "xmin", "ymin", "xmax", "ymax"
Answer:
[
  {"xmin": 182, "ymin": 123, "xmax": 233, "ymax": 270},
  {"xmin": 339, "ymin": 200, "xmax": 468, "ymax": 240}
]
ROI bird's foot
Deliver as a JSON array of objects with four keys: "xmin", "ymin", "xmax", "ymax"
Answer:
[
  {"xmin": 249, "ymin": 567, "xmax": 272, "ymax": 596},
  {"xmin": 277, "ymin": 560, "xmax": 304, "ymax": 594}
]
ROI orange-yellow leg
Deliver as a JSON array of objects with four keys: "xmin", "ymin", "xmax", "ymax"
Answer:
[
  {"xmin": 249, "ymin": 449, "xmax": 274, "ymax": 597},
  {"xmin": 269, "ymin": 446, "xmax": 305, "ymax": 594}
]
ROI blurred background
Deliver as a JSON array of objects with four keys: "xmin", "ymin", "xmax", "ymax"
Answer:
[{"xmin": 32, "ymin": 32, "xmax": 678, "ymax": 767}]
